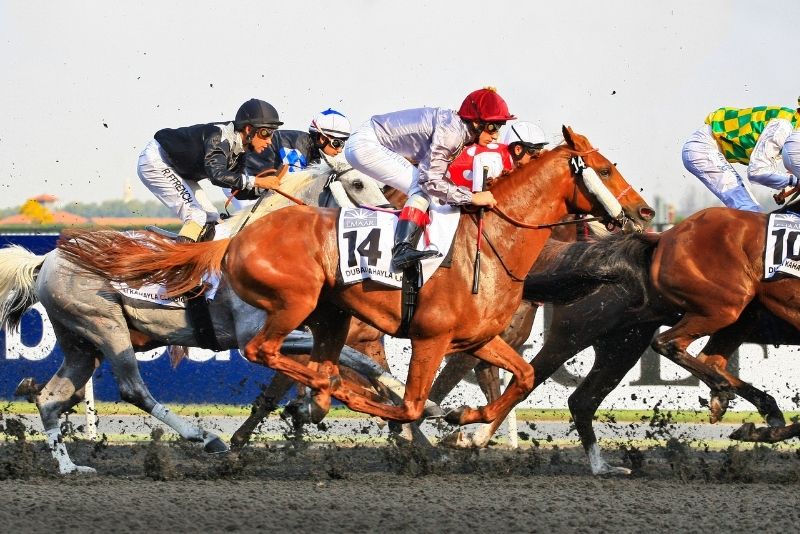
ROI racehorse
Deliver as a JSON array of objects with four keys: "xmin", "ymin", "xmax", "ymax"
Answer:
[
  {"xmin": 0, "ymin": 158, "xmax": 391, "ymax": 474},
  {"xmin": 55, "ymin": 126, "xmax": 653, "ymax": 429},
  {"xmin": 516, "ymin": 213, "xmax": 800, "ymax": 473}
]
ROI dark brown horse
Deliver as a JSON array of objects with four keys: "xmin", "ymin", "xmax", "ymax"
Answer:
[{"xmin": 56, "ymin": 126, "xmax": 653, "ymax": 427}]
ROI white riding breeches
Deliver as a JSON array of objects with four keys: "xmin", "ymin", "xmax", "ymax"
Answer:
[
  {"xmin": 681, "ymin": 125, "xmax": 760, "ymax": 212},
  {"xmin": 782, "ymin": 129, "xmax": 800, "ymax": 179},
  {"xmin": 344, "ymin": 123, "xmax": 424, "ymax": 199},
  {"xmin": 137, "ymin": 139, "xmax": 220, "ymax": 226}
]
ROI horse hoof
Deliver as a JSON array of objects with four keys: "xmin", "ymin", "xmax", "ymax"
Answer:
[
  {"xmin": 593, "ymin": 465, "xmax": 632, "ymax": 476},
  {"xmin": 422, "ymin": 405, "xmax": 445, "ymax": 420},
  {"xmin": 61, "ymin": 464, "xmax": 97, "ymax": 475},
  {"xmin": 729, "ymin": 422, "xmax": 755, "ymax": 441},
  {"xmin": 443, "ymin": 407, "xmax": 465, "ymax": 425},
  {"xmin": 204, "ymin": 436, "xmax": 229, "ymax": 454},
  {"xmin": 308, "ymin": 399, "xmax": 330, "ymax": 424},
  {"xmin": 439, "ymin": 430, "xmax": 472, "ymax": 449}
]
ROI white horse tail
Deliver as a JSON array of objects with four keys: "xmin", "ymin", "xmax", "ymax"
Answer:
[{"xmin": 0, "ymin": 245, "xmax": 45, "ymax": 332}]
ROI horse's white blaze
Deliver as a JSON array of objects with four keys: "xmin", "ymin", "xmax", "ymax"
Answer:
[{"xmin": 582, "ymin": 167, "xmax": 623, "ymax": 219}]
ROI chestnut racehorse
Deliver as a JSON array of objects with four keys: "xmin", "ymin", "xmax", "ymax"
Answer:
[{"xmin": 56, "ymin": 126, "xmax": 653, "ymax": 426}]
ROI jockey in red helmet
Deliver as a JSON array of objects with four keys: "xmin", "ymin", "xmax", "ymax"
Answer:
[{"xmin": 345, "ymin": 87, "xmax": 515, "ymax": 270}]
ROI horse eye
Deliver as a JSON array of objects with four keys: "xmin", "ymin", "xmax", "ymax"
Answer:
[
  {"xmin": 353, "ymin": 180, "xmax": 364, "ymax": 190},
  {"xmin": 600, "ymin": 168, "xmax": 611, "ymax": 177}
]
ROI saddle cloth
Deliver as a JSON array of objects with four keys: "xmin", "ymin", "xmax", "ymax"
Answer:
[
  {"xmin": 764, "ymin": 212, "xmax": 800, "ymax": 279},
  {"xmin": 112, "ymin": 228, "xmax": 227, "ymax": 306},
  {"xmin": 338, "ymin": 203, "xmax": 460, "ymax": 288}
]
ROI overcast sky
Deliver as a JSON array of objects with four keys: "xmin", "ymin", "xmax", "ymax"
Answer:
[{"xmin": 1, "ymin": 1, "xmax": 798, "ymax": 216}]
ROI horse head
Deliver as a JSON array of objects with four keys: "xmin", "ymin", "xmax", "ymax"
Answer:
[
  {"xmin": 318, "ymin": 156, "xmax": 391, "ymax": 209},
  {"xmin": 561, "ymin": 125, "xmax": 654, "ymax": 233}
]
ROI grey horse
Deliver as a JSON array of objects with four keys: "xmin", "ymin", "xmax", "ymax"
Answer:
[{"xmin": 0, "ymin": 157, "xmax": 393, "ymax": 474}]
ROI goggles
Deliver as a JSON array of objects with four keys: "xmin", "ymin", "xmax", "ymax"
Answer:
[
  {"xmin": 480, "ymin": 121, "xmax": 506, "ymax": 134},
  {"xmin": 255, "ymin": 127, "xmax": 275, "ymax": 140},
  {"xmin": 510, "ymin": 143, "xmax": 546, "ymax": 160},
  {"xmin": 328, "ymin": 137, "xmax": 348, "ymax": 150}
]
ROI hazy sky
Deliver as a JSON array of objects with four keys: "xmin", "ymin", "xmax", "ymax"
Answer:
[{"xmin": 1, "ymin": 1, "xmax": 799, "ymax": 215}]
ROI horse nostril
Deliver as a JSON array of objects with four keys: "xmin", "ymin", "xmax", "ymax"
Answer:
[{"xmin": 640, "ymin": 207, "xmax": 656, "ymax": 220}]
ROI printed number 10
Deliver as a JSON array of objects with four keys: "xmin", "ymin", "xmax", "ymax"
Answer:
[{"xmin": 772, "ymin": 228, "xmax": 800, "ymax": 264}]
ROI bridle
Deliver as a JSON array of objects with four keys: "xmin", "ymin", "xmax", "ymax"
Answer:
[
  {"xmin": 487, "ymin": 148, "xmax": 631, "ymax": 231},
  {"xmin": 471, "ymin": 147, "xmax": 634, "ymax": 282}
]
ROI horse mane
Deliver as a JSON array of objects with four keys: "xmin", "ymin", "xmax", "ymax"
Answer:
[
  {"xmin": 224, "ymin": 160, "xmax": 335, "ymax": 231},
  {"xmin": 523, "ymin": 232, "xmax": 656, "ymax": 308}
]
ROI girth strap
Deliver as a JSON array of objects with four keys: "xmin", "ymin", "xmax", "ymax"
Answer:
[
  {"xmin": 185, "ymin": 286, "xmax": 221, "ymax": 351},
  {"xmin": 399, "ymin": 264, "xmax": 421, "ymax": 338}
]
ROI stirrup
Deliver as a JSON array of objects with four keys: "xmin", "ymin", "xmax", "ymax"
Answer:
[{"xmin": 391, "ymin": 244, "xmax": 442, "ymax": 271}]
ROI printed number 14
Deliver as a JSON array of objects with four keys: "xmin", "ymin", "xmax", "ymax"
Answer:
[{"xmin": 343, "ymin": 228, "xmax": 383, "ymax": 267}]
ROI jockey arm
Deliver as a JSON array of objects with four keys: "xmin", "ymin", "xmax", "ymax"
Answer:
[
  {"xmin": 748, "ymin": 118, "xmax": 796, "ymax": 189},
  {"xmin": 417, "ymin": 119, "xmax": 474, "ymax": 206},
  {"xmin": 203, "ymin": 129, "xmax": 253, "ymax": 191}
]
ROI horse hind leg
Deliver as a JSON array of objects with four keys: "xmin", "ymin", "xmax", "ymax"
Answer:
[
  {"xmin": 570, "ymin": 327, "xmax": 651, "ymax": 476},
  {"xmin": 36, "ymin": 329, "xmax": 100, "ymax": 474}
]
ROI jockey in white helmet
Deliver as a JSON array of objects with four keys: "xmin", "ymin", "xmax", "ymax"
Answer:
[
  {"xmin": 244, "ymin": 108, "xmax": 352, "ymax": 177},
  {"xmin": 309, "ymin": 108, "xmax": 352, "ymax": 157},
  {"xmin": 502, "ymin": 121, "xmax": 550, "ymax": 169}
]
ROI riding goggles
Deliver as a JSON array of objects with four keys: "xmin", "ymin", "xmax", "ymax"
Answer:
[
  {"xmin": 328, "ymin": 137, "xmax": 348, "ymax": 149},
  {"xmin": 255, "ymin": 127, "xmax": 275, "ymax": 140},
  {"xmin": 481, "ymin": 121, "xmax": 506, "ymax": 134}
]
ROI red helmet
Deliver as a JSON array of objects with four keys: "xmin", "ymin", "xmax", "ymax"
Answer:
[{"xmin": 457, "ymin": 87, "xmax": 516, "ymax": 122}]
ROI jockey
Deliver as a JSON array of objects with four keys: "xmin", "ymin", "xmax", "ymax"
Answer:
[
  {"xmin": 502, "ymin": 121, "xmax": 550, "ymax": 169},
  {"xmin": 137, "ymin": 98, "xmax": 284, "ymax": 242},
  {"xmin": 682, "ymin": 99, "xmax": 800, "ymax": 212},
  {"xmin": 344, "ymin": 87, "xmax": 515, "ymax": 270},
  {"xmin": 246, "ymin": 108, "xmax": 352, "ymax": 175}
]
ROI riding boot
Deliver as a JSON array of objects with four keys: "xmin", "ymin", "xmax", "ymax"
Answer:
[
  {"xmin": 176, "ymin": 220, "xmax": 203, "ymax": 243},
  {"xmin": 391, "ymin": 219, "xmax": 441, "ymax": 271},
  {"xmin": 197, "ymin": 221, "xmax": 217, "ymax": 242}
]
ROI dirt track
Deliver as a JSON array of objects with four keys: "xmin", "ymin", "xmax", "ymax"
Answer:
[{"xmin": 1, "ymin": 433, "xmax": 800, "ymax": 533}]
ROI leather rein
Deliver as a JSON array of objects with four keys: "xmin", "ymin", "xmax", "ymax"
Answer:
[{"xmin": 469, "ymin": 147, "xmax": 627, "ymax": 282}]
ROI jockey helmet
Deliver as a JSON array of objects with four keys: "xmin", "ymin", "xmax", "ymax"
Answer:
[
  {"xmin": 457, "ymin": 87, "xmax": 516, "ymax": 122},
  {"xmin": 235, "ymin": 99, "xmax": 283, "ymax": 130},
  {"xmin": 309, "ymin": 108, "xmax": 352, "ymax": 139},
  {"xmin": 502, "ymin": 122, "xmax": 550, "ymax": 148}
]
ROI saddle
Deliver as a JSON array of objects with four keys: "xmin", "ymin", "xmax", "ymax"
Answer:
[{"xmin": 145, "ymin": 221, "xmax": 217, "ymax": 243}]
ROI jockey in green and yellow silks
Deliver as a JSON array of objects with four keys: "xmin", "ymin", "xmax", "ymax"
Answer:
[{"xmin": 682, "ymin": 98, "xmax": 800, "ymax": 212}]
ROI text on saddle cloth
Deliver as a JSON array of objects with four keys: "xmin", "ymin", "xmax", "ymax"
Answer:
[
  {"xmin": 764, "ymin": 212, "xmax": 800, "ymax": 279},
  {"xmin": 112, "ymin": 229, "xmax": 227, "ymax": 306},
  {"xmin": 337, "ymin": 205, "xmax": 459, "ymax": 288}
]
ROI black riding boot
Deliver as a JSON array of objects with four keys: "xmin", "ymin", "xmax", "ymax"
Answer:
[
  {"xmin": 197, "ymin": 221, "xmax": 217, "ymax": 242},
  {"xmin": 391, "ymin": 219, "xmax": 441, "ymax": 271}
]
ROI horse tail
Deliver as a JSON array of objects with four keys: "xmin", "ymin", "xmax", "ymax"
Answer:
[
  {"xmin": 57, "ymin": 229, "xmax": 229, "ymax": 298},
  {"xmin": 0, "ymin": 245, "xmax": 46, "ymax": 332},
  {"xmin": 523, "ymin": 233, "xmax": 657, "ymax": 306}
]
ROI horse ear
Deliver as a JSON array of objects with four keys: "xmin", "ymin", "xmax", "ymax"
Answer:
[{"xmin": 562, "ymin": 125, "xmax": 574, "ymax": 148}]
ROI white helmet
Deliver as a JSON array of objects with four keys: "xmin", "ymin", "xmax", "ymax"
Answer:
[
  {"xmin": 502, "ymin": 121, "xmax": 549, "ymax": 147},
  {"xmin": 309, "ymin": 108, "xmax": 351, "ymax": 139}
]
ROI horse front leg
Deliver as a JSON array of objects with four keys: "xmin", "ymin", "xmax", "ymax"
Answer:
[
  {"xmin": 327, "ymin": 337, "xmax": 450, "ymax": 423},
  {"xmin": 653, "ymin": 315, "xmax": 784, "ymax": 426},
  {"xmin": 700, "ymin": 330, "xmax": 785, "ymax": 427},
  {"xmin": 444, "ymin": 336, "xmax": 534, "ymax": 426}
]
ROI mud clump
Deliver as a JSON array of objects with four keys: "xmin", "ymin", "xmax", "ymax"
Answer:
[{"xmin": 143, "ymin": 428, "xmax": 177, "ymax": 481}]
